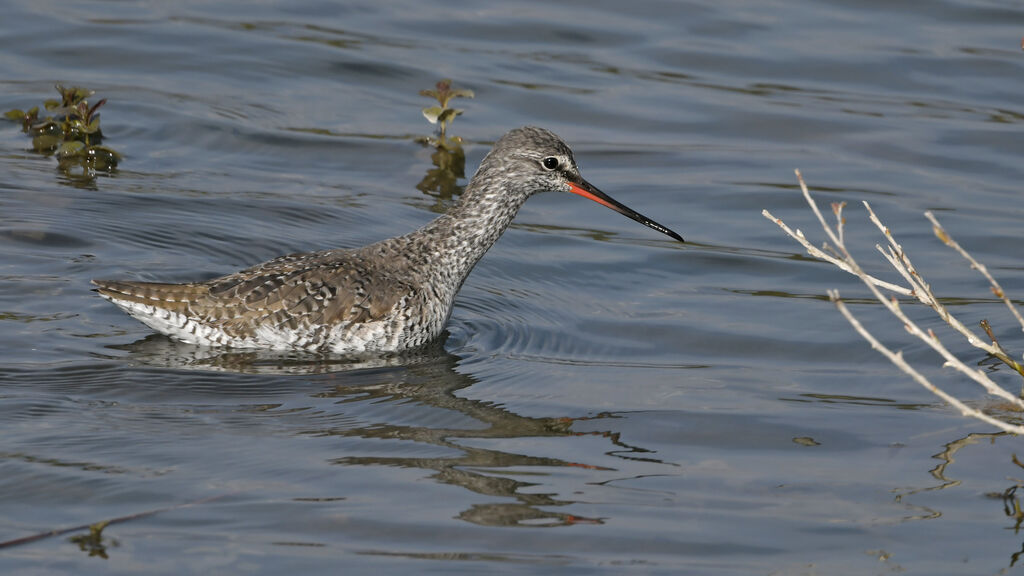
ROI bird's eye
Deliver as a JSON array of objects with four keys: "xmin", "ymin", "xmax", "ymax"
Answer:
[{"xmin": 541, "ymin": 157, "xmax": 559, "ymax": 170}]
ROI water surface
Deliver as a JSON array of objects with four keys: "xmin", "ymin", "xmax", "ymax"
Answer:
[{"xmin": 2, "ymin": 0, "xmax": 1024, "ymax": 574}]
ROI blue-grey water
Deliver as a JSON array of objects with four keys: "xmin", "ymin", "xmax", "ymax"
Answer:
[{"xmin": 2, "ymin": 0, "xmax": 1024, "ymax": 574}]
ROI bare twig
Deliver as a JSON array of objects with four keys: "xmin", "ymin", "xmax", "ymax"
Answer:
[
  {"xmin": 926, "ymin": 211, "xmax": 1024, "ymax": 334},
  {"xmin": 831, "ymin": 292, "xmax": 1024, "ymax": 434},
  {"xmin": 761, "ymin": 210, "xmax": 912, "ymax": 296},
  {"xmin": 862, "ymin": 202, "xmax": 1013, "ymax": 363},
  {"xmin": 767, "ymin": 170, "xmax": 1024, "ymax": 432}
]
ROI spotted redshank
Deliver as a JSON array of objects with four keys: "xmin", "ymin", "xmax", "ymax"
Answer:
[{"xmin": 93, "ymin": 126, "xmax": 684, "ymax": 353}]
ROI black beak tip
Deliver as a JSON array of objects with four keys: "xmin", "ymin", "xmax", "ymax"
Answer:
[
  {"xmin": 644, "ymin": 221, "xmax": 684, "ymax": 243},
  {"xmin": 656, "ymin": 226, "xmax": 684, "ymax": 243}
]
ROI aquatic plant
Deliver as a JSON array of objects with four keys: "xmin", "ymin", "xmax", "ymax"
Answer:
[
  {"xmin": 4, "ymin": 84, "xmax": 122, "ymax": 180},
  {"xmin": 765, "ymin": 171, "xmax": 1024, "ymax": 434},
  {"xmin": 416, "ymin": 79, "xmax": 474, "ymax": 200},
  {"xmin": 69, "ymin": 521, "xmax": 117, "ymax": 559},
  {"xmin": 419, "ymin": 78, "xmax": 474, "ymax": 148},
  {"xmin": 0, "ymin": 494, "xmax": 227, "ymax": 553}
]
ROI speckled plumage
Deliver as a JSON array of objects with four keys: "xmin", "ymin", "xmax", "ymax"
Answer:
[{"xmin": 93, "ymin": 126, "xmax": 683, "ymax": 353}]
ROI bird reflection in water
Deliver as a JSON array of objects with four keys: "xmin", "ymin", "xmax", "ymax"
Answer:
[{"xmin": 106, "ymin": 335, "xmax": 664, "ymax": 528}]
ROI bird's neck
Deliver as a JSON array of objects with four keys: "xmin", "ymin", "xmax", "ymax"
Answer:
[{"xmin": 401, "ymin": 175, "xmax": 530, "ymax": 292}]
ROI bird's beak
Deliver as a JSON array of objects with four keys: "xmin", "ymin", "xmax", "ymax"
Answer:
[{"xmin": 567, "ymin": 178, "xmax": 684, "ymax": 242}]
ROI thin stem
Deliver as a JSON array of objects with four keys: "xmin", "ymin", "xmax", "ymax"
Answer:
[
  {"xmin": 831, "ymin": 292, "xmax": 1024, "ymax": 434},
  {"xmin": 766, "ymin": 171, "xmax": 1024, "ymax": 431},
  {"xmin": 925, "ymin": 212, "xmax": 1024, "ymax": 331}
]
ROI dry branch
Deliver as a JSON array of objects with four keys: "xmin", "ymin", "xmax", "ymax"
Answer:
[{"xmin": 765, "ymin": 170, "xmax": 1024, "ymax": 433}]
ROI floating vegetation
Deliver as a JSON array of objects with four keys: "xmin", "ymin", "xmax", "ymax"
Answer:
[
  {"xmin": 4, "ymin": 84, "xmax": 122, "ymax": 181},
  {"xmin": 416, "ymin": 79, "xmax": 474, "ymax": 200},
  {"xmin": 69, "ymin": 521, "xmax": 118, "ymax": 559}
]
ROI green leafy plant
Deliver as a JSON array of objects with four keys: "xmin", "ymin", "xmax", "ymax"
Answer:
[
  {"xmin": 5, "ymin": 84, "xmax": 122, "ymax": 180},
  {"xmin": 416, "ymin": 79, "xmax": 474, "ymax": 202},
  {"xmin": 419, "ymin": 79, "xmax": 473, "ymax": 149},
  {"xmin": 69, "ymin": 521, "xmax": 118, "ymax": 559}
]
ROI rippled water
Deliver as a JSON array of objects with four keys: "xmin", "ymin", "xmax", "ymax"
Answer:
[{"xmin": 3, "ymin": 0, "xmax": 1024, "ymax": 573}]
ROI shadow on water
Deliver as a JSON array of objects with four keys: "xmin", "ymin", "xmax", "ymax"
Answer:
[{"xmin": 101, "ymin": 335, "xmax": 654, "ymax": 528}]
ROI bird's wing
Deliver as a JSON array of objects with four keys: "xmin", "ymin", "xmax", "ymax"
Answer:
[
  {"xmin": 94, "ymin": 250, "xmax": 416, "ymax": 342},
  {"xmin": 206, "ymin": 256, "xmax": 413, "ymax": 336}
]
